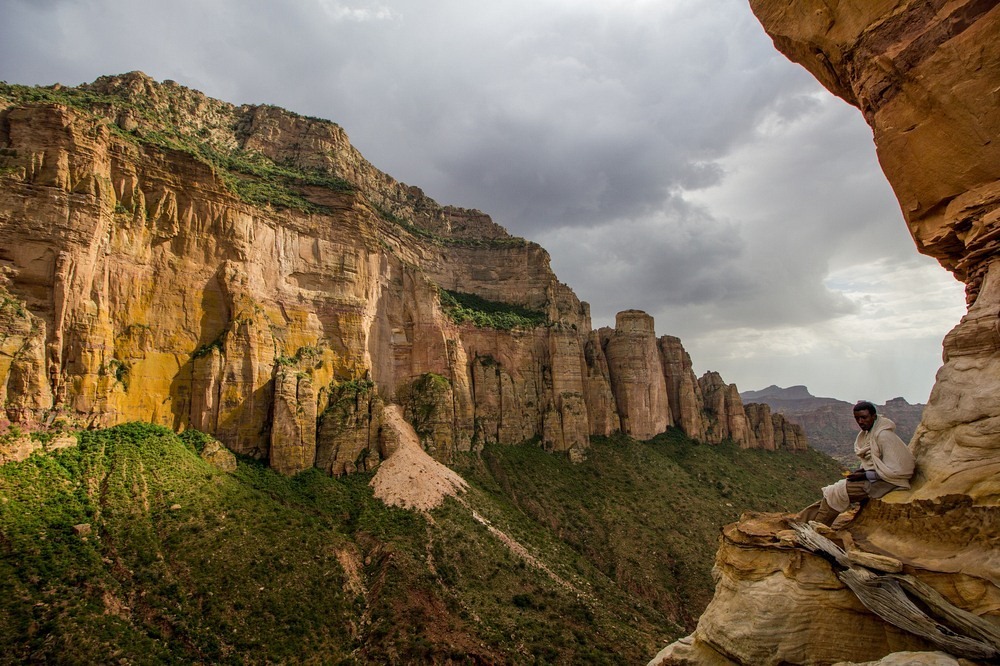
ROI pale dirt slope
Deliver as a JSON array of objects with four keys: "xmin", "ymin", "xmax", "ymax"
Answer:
[{"xmin": 370, "ymin": 405, "xmax": 468, "ymax": 511}]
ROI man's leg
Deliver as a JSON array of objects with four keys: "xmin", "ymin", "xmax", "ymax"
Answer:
[
  {"xmin": 811, "ymin": 481, "xmax": 869, "ymax": 526},
  {"xmin": 796, "ymin": 501, "xmax": 823, "ymax": 523}
]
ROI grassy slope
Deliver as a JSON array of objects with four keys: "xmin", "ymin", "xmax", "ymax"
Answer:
[
  {"xmin": 0, "ymin": 424, "xmax": 841, "ymax": 664},
  {"xmin": 452, "ymin": 430, "xmax": 841, "ymax": 629}
]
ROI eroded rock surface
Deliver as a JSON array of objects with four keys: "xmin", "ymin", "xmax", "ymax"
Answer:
[
  {"xmin": 686, "ymin": 513, "xmax": 952, "ymax": 663},
  {"xmin": 601, "ymin": 311, "xmax": 673, "ymax": 440},
  {"xmin": 748, "ymin": 0, "xmax": 1000, "ymax": 304},
  {"xmin": 771, "ymin": 412, "xmax": 808, "ymax": 452},
  {"xmin": 699, "ymin": 372, "xmax": 752, "ymax": 447},
  {"xmin": 654, "ymin": 2, "xmax": 1000, "ymax": 663},
  {"xmin": 660, "ymin": 335, "xmax": 709, "ymax": 442}
]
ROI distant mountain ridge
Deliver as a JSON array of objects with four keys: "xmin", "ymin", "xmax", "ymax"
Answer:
[
  {"xmin": 740, "ymin": 385, "xmax": 816, "ymax": 401},
  {"xmin": 739, "ymin": 385, "xmax": 925, "ymax": 465}
]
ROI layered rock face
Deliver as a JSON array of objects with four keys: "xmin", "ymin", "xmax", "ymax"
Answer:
[
  {"xmin": 653, "ymin": 514, "xmax": 941, "ymax": 666},
  {"xmin": 659, "ymin": 335, "xmax": 708, "ymax": 441},
  {"xmin": 0, "ymin": 74, "xmax": 592, "ymax": 469},
  {"xmin": 749, "ymin": 0, "xmax": 1000, "ymax": 306},
  {"xmin": 751, "ymin": 0, "xmax": 1000, "ymax": 506},
  {"xmin": 698, "ymin": 372, "xmax": 752, "ymax": 446},
  {"xmin": 600, "ymin": 311, "xmax": 673, "ymax": 440},
  {"xmin": 0, "ymin": 73, "xmax": 807, "ymax": 477},
  {"xmin": 654, "ymin": 2, "xmax": 1000, "ymax": 663},
  {"xmin": 0, "ymin": 285, "xmax": 51, "ymax": 426},
  {"xmin": 770, "ymin": 412, "xmax": 808, "ymax": 452}
]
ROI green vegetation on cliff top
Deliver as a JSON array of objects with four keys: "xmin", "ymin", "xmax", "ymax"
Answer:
[
  {"xmin": 0, "ymin": 80, "xmax": 353, "ymax": 214},
  {"xmin": 0, "ymin": 80, "xmax": 527, "ymax": 250},
  {"xmin": 439, "ymin": 289, "xmax": 548, "ymax": 330},
  {"xmin": 0, "ymin": 423, "xmax": 840, "ymax": 664}
]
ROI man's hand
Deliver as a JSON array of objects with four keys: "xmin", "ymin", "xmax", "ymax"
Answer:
[{"xmin": 846, "ymin": 469, "xmax": 867, "ymax": 482}]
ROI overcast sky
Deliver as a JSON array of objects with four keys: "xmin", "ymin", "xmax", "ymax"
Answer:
[{"xmin": 1, "ymin": 0, "xmax": 966, "ymax": 404}]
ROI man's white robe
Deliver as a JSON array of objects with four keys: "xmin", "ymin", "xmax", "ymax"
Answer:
[{"xmin": 821, "ymin": 415, "xmax": 915, "ymax": 512}]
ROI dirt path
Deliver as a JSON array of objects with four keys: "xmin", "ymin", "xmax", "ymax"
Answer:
[
  {"xmin": 370, "ymin": 405, "xmax": 468, "ymax": 511},
  {"xmin": 468, "ymin": 508, "xmax": 583, "ymax": 596}
]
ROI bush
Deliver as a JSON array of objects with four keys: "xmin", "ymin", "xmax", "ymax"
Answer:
[{"xmin": 439, "ymin": 289, "xmax": 546, "ymax": 330}]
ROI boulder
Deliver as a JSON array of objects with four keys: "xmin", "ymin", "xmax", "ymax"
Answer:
[{"xmin": 200, "ymin": 438, "xmax": 237, "ymax": 473}]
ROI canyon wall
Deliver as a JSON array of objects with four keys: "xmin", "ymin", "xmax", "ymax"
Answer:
[
  {"xmin": 0, "ymin": 73, "xmax": 805, "ymax": 473},
  {"xmin": 653, "ymin": 2, "xmax": 1000, "ymax": 664}
]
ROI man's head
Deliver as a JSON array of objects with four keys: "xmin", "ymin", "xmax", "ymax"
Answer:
[{"xmin": 853, "ymin": 400, "xmax": 877, "ymax": 431}]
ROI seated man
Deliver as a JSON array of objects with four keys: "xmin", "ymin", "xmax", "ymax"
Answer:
[{"xmin": 798, "ymin": 401, "xmax": 915, "ymax": 526}]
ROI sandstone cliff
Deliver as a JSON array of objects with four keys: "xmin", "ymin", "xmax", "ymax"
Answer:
[
  {"xmin": 600, "ymin": 311, "xmax": 673, "ymax": 440},
  {"xmin": 698, "ymin": 372, "xmax": 752, "ymax": 447},
  {"xmin": 659, "ymin": 335, "xmax": 709, "ymax": 441},
  {"xmin": 0, "ymin": 73, "xmax": 805, "ymax": 476},
  {"xmin": 654, "ymin": 2, "xmax": 1000, "ymax": 664}
]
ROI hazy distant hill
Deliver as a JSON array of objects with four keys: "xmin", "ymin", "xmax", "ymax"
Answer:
[{"xmin": 739, "ymin": 385, "xmax": 925, "ymax": 465}]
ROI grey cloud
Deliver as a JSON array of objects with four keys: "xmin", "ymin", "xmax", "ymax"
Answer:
[
  {"xmin": 0, "ymin": 0, "xmax": 963, "ymax": 402},
  {"xmin": 544, "ymin": 197, "xmax": 858, "ymax": 335}
]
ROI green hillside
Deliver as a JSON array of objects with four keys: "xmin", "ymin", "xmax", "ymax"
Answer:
[{"xmin": 0, "ymin": 424, "xmax": 841, "ymax": 664}]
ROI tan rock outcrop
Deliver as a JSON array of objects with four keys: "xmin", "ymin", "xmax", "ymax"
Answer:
[
  {"xmin": 750, "ymin": 0, "xmax": 1000, "ymax": 494},
  {"xmin": 601, "ymin": 311, "xmax": 672, "ymax": 440},
  {"xmin": 748, "ymin": 0, "xmax": 1000, "ymax": 304},
  {"xmin": 0, "ymin": 434, "xmax": 38, "ymax": 464},
  {"xmin": 200, "ymin": 438, "xmax": 237, "ymax": 472},
  {"xmin": 0, "ymin": 284, "xmax": 52, "ymax": 427},
  {"xmin": 398, "ymin": 372, "xmax": 457, "ymax": 459},
  {"xmin": 544, "ymin": 323, "xmax": 590, "ymax": 454},
  {"xmin": 0, "ymin": 75, "xmax": 596, "ymax": 472},
  {"xmin": 0, "ymin": 75, "xmax": 812, "ymax": 479},
  {"xmin": 740, "ymin": 400, "xmax": 810, "ymax": 452},
  {"xmin": 771, "ymin": 413, "xmax": 808, "ymax": 452},
  {"xmin": 315, "ymin": 380, "xmax": 384, "ymax": 476},
  {"xmin": 915, "ymin": 260, "xmax": 1000, "ymax": 501},
  {"xmin": 698, "ymin": 372, "xmax": 751, "ymax": 447},
  {"xmin": 461, "ymin": 334, "xmax": 545, "ymax": 447},
  {"xmin": 468, "ymin": 354, "xmax": 506, "ymax": 446},
  {"xmin": 582, "ymin": 330, "xmax": 619, "ymax": 437},
  {"xmin": 269, "ymin": 365, "xmax": 317, "ymax": 476},
  {"xmin": 743, "ymin": 403, "xmax": 776, "ymax": 451},
  {"xmin": 656, "ymin": 2, "xmax": 1000, "ymax": 664},
  {"xmin": 659, "ymin": 335, "xmax": 708, "ymax": 441},
  {"xmin": 651, "ymin": 514, "xmax": 937, "ymax": 666},
  {"xmin": 834, "ymin": 652, "xmax": 969, "ymax": 666}
]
